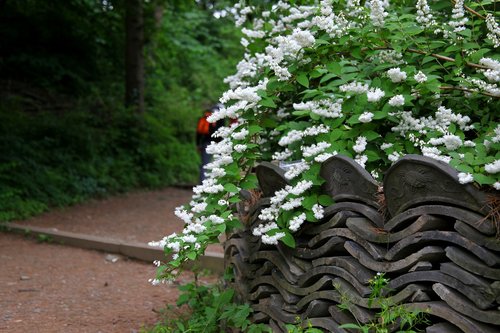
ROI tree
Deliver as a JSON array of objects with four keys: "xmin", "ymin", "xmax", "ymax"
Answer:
[{"xmin": 125, "ymin": 0, "xmax": 145, "ymax": 113}]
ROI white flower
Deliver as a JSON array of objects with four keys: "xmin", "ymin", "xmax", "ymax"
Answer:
[
  {"xmin": 184, "ymin": 223, "xmax": 206, "ymax": 234},
  {"xmin": 301, "ymin": 141, "xmax": 331, "ymax": 158},
  {"xmin": 208, "ymin": 215, "xmax": 225, "ymax": 224},
  {"xmin": 388, "ymin": 95, "xmax": 405, "ymax": 106},
  {"xmin": 302, "ymin": 124, "xmax": 330, "ymax": 136},
  {"xmin": 289, "ymin": 213, "xmax": 307, "ymax": 232},
  {"xmin": 369, "ymin": 0, "xmax": 387, "ymax": 27},
  {"xmin": 293, "ymin": 99, "xmax": 343, "ymax": 119},
  {"xmin": 421, "ymin": 146, "xmax": 452, "ymax": 164},
  {"xmin": 458, "ymin": 172, "xmax": 474, "ymax": 184},
  {"xmin": 414, "ymin": 71, "xmax": 427, "ymax": 83},
  {"xmin": 479, "ymin": 58, "xmax": 500, "ymax": 83},
  {"xmin": 284, "ymin": 160, "xmax": 310, "ymax": 179},
  {"xmin": 291, "ymin": 29, "xmax": 316, "ymax": 48},
  {"xmin": 464, "ymin": 140, "xmax": 476, "ymax": 147},
  {"xmin": 289, "ymin": 180, "xmax": 314, "ymax": 195},
  {"xmin": 429, "ymin": 135, "xmax": 463, "ymax": 151},
  {"xmin": 181, "ymin": 234, "xmax": 197, "ymax": 243},
  {"xmin": 359, "ymin": 112, "xmax": 374, "ymax": 123},
  {"xmin": 485, "ymin": 160, "xmax": 500, "ymax": 174},
  {"xmin": 381, "ymin": 143, "xmax": 393, "ymax": 150},
  {"xmin": 166, "ymin": 241, "xmax": 181, "ymax": 253},
  {"xmin": 258, "ymin": 206, "xmax": 280, "ymax": 221},
  {"xmin": 387, "ymin": 68, "xmax": 407, "ymax": 83},
  {"xmin": 231, "ymin": 128, "xmax": 249, "ymax": 140},
  {"xmin": 279, "ymin": 129, "xmax": 303, "ymax": 146},
  {"xmin": 416, "ymin": 0, "xmax": 435, "ymax": 28},
  {"xmin": 281, "ymin": 197, "xmax": 304, "ymax": 211},
  {"xmin": 388, "ymin": 151, "xmax": 402, "ymax": 163},
  {"xmin": 315, "ymin": 152, "xmax": 336, "ymax": 162},
  {"xmin": 355, "ymin": 154, "xmax": 368, "ymax": 168},
  {"xmin": 442, "ymin": 135, "xmax": 462, "ymax": 151},
  {"xmin": 241, "ymin": 28, "xmax": 266, "ymax": 39},
  {"xmin": 253, "ymin": 222, "xmax": 278, "ymax": 236},
  {"xmin": 449, "ymin": 0, "xmax": 468, "ymax": 33},
  {"xmin": 191, "ymin": 202, "xmax": 207, "ymax": 213},
  {"xmin": 174, "ymin": 207, "xmax": 193, "ymax": 224},
  {"xmin": 312, "ymin": 204, "xmax": 324, "ymax": 220},
  {"xmin": 262, "ymin": 232, "xmax": 286, "ymax": 245},
  {"xmin": 486, "ymin": 14, "xmax": 500, "ymax": 48},
  {"xmin": 494, "ymin": 182, "xmax": 500, "ymax": 190},
  {"xmin": 272, "ymin": 149, "xmax": 293, "ymax": 161},
  {"xmin": 340, "ymin": 81, "xmax": 369, "ymax": 94},
  {"xmin": 240, "ymin": 37, "xmax": 249, "ymax": 48},
  {"xmin": 366, "ymin": 88, "xmax": 385, "ymax": 102},
  {"xmin": 234, "ymin": 144, "xmax": 247, "ymax": 152},
  {"xmin": 353, "ymin": 136, "xmax": 367, "ymax": 153}
]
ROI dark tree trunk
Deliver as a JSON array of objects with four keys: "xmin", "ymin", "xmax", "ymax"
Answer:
[{"xmin": 124, "ymin": 0, "xmax": 144, "ymax": 113}]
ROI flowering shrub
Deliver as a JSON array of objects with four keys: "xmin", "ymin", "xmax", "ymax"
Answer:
[{"xmin": 151, "ymin": 0, "xmax": 499, "ymax": 281}]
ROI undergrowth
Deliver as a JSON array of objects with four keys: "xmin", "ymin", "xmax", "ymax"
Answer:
[
  {"xmin": 141, "ymin": 272, "xmax": 270, "ymax": 333},
  {"xmin": 142, "ymin": 272, "xmax": 429, "ymax": 333},
  {"xmin": 337, "ymin": 273, "xmax": 430, "ymax": 333},
  {"xmin": 0, "ymin": 102, "xmax": 199, "ymax": 222}
]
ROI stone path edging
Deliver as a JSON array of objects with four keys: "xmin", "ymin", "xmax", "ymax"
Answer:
[{"xmin": 3, "ymin": 222, "xmax": 225, "ymax": 274}]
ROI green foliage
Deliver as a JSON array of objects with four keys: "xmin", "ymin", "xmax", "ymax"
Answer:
[
  {"xmin": 0, "ymin": 1, "xmax": 242, "ymax": 221},
  {"xmin": 0, "ymin": 102, "xmax": 200, "ymax": 221},
  {"xmin": 337, "ymin": 273, "xmax": 430, "ymax": 333},
  {"xmin": 141, "ymin": 274, "xmax": 271, "ymax": 333},
  {"xmin": 0, "ymin": 0, "xmax": 123, "ymax": 94}
]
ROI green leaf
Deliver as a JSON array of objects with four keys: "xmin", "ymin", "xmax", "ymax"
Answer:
[
  {"xmin": 327, "ymin": 62, "xmax": 342, "ymax": 75},
  {"xmin": 339, "ymin": 323, "xmax": 363, "ymax": 329},
  {"xmin": 228, "ymin": 195, "xmax": 241, "ymax": 203},
  {"xmin": 365, "ymin": 149, "xmax": 381, "ymax": 161},
  {"xmin": 373, "ymin": 111, "xmax": 388, "ymax": 120},
  {"xmin": 364, "ymin": 130, "xmax": 381, "ymax": 141},
  {"xmin": 297, "ymin": 73, "xmax": 309, "ymax": 88},
  {"xmin": 259, "ymin": 98, "xmax": 277, "ymax": 108},
  {"xmin": 280, "ymin": 231, "xmax": 296, "ymax": 248},
  {"xmin": 319, "ymin": 73, "xmax": 339, "ymax": 83},
  {"xmin": 330, "ymin": 129, "xmax": 343, "ymax": 142},
  {"xmin": 218, "ymin": 289, "xmax": 234, "ymax": 305},
  {"xmin": 248, "ymin": 125, "xmax": 263, "ymax": 135},
  {"xmin": 309, "ymin": 69, "xmax": 323, "ymax": 78},
  {"xmin": 318, "ymin": 195, "xmax": 333, "ymax": 206},
  {"xmin": 474, "ymin": 173, "xmax": 496, "ymax": 185},
  {"xmin": 224, "ymin": 183, "xmax": 239, "ymax": 193},
  {"xmin": 215, "ymin": 224, "xmax": 226, "ymax": 233},
  {"xmin": 302, "ymin": 194, "xmax": 317, "ymax": 209},
  {"xmin": 262, "ymin": 117, "xmax": 278, "ymax": 128}
]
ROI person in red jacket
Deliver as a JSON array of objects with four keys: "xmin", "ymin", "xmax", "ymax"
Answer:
[{"xmin": 196, "ymin": 104, "xmax": 223, "ymax": 183}]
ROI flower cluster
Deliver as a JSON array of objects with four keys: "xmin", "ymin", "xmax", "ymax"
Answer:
[{"xmin": 153, "ymin": 0, "xmax": 500, "ymax": 282}]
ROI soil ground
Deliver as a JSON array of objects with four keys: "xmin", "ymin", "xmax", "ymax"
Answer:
[{"xmin": 0, "ymin": 187, "xmax": 219, "ymax": 332}]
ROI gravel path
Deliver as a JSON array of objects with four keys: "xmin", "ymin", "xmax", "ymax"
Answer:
[{"xmin": 0, "ymin": 187, "xmax": 219, "ymax": 332}]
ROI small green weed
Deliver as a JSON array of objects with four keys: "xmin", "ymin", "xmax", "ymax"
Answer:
[
  {"xmin": 285, "ymin": 317, "xmax": 323, "ymax": 333},
  {"xmin": 141, "ymin": 272, "xmax": 270, "ymax": 333},
  {"xmin": 337, "ymin": 273, "xmax": 430, "ymax": 333},
  {"xmin": 36, "ymin": 233, "xmax": 53, "ymax": 243}
]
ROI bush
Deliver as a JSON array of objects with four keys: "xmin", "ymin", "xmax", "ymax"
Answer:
[
  {"xmin": 0, "ymin": 102, "xmax": 199, "ymax": 221},
  {"xmin": 154, "ymin": 0, "xmax": 499, "ymax": 279}
]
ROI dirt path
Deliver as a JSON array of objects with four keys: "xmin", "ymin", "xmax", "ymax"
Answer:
[
  {"xmin": 0, "ymin": 187, "xmax": 218, "ymax": 332},
  {"xmin": 15, "ymin": 187, "xmax": 193, "ymax": 244}
]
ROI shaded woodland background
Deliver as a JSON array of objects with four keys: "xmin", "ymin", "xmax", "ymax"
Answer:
[{"xmin": 0, "ymin": 0, "xmax": 243, "ymax": 221}]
